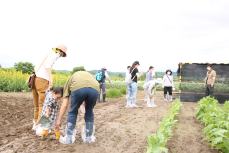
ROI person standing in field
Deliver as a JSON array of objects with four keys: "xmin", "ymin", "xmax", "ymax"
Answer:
[
  {"xmin": 95, "ymin": 67, "xmax": 112, "ymax": 102},
  {"xmin": 125, "ymin": 66, "xmax": 131, "ymax": 107},
  {"xmin": 55, "ymin": 70, "xmax": 99, "ymax": 144},
  {"xmin": 144, "ymin": 66, "xmax": 155, "ymax": 101},
  {"xmin": 162, "ymin": 69, "xmax": 174, "ymax": 102},
  {"xmin": 32, "ymin": 45, "xmax": 67, "ymax": 130},
  {"xmin": 127, "ymin": 61, "xmax": 140, "ymax": 108},
  {"xmin": 205, "ymin": 64, "xmax": 216, "ymax": 96}
]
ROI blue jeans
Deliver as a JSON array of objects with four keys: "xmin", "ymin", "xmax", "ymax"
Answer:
[
  {"xmin": 66, "ymin": 87, "xmax": 98, "ymax": 143},
  {"xmin": 99, "ymin": 82, "xmax": 106, "ymax": 94},
  {"xmin": 127, "ymin": 82, "xmax": 138, "ymax": 105}
]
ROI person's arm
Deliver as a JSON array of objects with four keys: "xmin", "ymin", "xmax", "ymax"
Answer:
[
  {"xmin": 211, "ymin": 71, "xmax": 216, "ymax": 87},
  {"xmin": 136, "ymin": 69, "xmax": 142, "ymax": 78},
  {"xmin": 55, "ymin": 97, "xmax": 69, "ymax": 130},
  {"xmin": 162, "ymin": 75, "xmax": 165, "ymax": 87},
  {"xmin": 152, "ymin": 70, "xmax": 155, "ymax": 78},
  {"xmin": 55, "ymin": 76, "xmax": 72, "ymax": 130},
  {"xmin": 171, "ymin": 76, "xmax": 175, "ymax": 90},
  {"xmin": 45, "ymin": 107, "xmax": 51, "ymax": 118},
  {"xmin": 48, "ymin": 68, "xmax": 53, "ymax": 89},
  {"xmin": 204, "ymin": 72, "xmax": 208, "ymax": 84},
  {"xmin": 44, "ymin": 52, "xmax": 59, "ymax": 89},
  {"xmin": 105, "ymin": 72, "xmax": 112, "ymax": 84}
]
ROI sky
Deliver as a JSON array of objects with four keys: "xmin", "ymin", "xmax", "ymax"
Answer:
[{"xmin": 0, "ymin": 0, "xmax": 229, "ymax": 72}]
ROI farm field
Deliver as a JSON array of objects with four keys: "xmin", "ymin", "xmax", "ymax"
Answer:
[{"xmin": 0, "ymin": 91, "xmax": 218, "ymax": 153}]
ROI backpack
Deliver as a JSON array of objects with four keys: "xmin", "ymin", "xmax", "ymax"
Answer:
[{"xmin": 95, "ymin": 70, "xmax": 105, "ymax": 82}]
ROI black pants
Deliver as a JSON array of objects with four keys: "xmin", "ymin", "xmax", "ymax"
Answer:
[
  {"xmin": 206, "ymin": 85, "xmax": 214, "ymax": 96},
  {"xmin": 164, "ymin": 87, "xmax": 172, "ymax": 95}
]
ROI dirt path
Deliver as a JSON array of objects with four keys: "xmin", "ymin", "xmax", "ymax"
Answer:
[
  {"xmin": 167, "ymin": 103, "xmax": 218, "ymax": 153},
  {"xmin": 0, "ymin": 92, "xmax": 219, "ymax": 153},
  {"xmin": 0, "ymin": 92, "xmax": 170, "ymax": 153}
]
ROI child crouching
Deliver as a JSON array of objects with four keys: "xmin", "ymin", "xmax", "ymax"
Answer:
[{"xmin": 35, "ymin": 87, "xmax": 63, "ymax": 139}]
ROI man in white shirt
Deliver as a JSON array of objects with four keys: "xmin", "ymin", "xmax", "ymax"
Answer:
[{"xmin": 32, "ymin": 45, "xmax": 67, "ymax": 130}]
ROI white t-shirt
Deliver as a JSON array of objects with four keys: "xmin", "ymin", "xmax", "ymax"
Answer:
[
  {"xmin": 163, "ymin": 74, "xmax": 174, "ymax": 87},
  {"xmin": 35, "ymin": 51, "xmax": 60, "ymax": 81}
]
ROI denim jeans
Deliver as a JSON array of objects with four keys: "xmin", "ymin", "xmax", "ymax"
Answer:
[
  {"xmin": 99, "ymin": 82, "xmax": 106, "ymax": 94},
  {"xmin": 65, "ymin": 87, "xmax": 98, "ymax": 143},
  {"xmin": 127, "ymin": 82, "xmax": 138, "ymax": 105}
]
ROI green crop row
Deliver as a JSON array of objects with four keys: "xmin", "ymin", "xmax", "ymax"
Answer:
[
  {"xmin": 180, "ymin": 82, "xmax": 229, "ymax": 93},
  {"xmin": 196, "ymin": 97, "xmax": 229, "ymax": 153},
  {"xmin": 146, "ymin": 100, "xmax": 182, "ymax": 153}
]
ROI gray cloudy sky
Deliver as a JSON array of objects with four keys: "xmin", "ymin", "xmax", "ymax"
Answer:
[{"xmin": 0, "ymin": 0, "xmax": 228, "ymax": 72}]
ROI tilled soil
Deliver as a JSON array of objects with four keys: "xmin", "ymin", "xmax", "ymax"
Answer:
[
  {"xmin": 167, "ymin": 103, "xmax": 218, "ymax": 153},
  {"xmin": 0, "ymin": 92, "xmax": 218, "ymax": 153}
]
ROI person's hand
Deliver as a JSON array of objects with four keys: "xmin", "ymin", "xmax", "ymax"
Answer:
[
  {"xmin": 211, "ymin": 84, "xmax": 214, "ymax": 87},
  {"xmin": 55, "ymin": 120, "xmax": 61, "ymax": 131},
  {"xmin": 45, "ymin": 112, "xmax": 50, "ymax": 118}
]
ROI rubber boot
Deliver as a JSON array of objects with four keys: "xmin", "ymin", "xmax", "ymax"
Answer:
[
  {"xmin": 150, "ymin": 98, "xmax": 157, "ymax": 107},
  {"xmin": 60, "ymin": 122, "xmax": 76, "ymax": 144},
  {"xmin": 103, "ymin": 94, "xmax": 106, "ymax": 102},
  {"xmin": 98, "ymin": 94, "xmax": 101, "ymax": 102},
  {"xmin": 84, "ymin": 122, "xmax": 96, "ymax": 143},
  {"xmin": 132, "ymin": 98, "xmax": 138, "ymax": 107},
  {"xmin": 164, "ymin": 94, "xmax": 167, "ymax": 102},
  {"xmin": 126, "ymin": 100, "xmax": 131, "ymax": 107},
  {"xmin": 147, "ymin": 97, "xmax": 151, "ymax": 107}
]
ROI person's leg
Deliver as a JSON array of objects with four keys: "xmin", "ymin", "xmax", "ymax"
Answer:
[
  {"xmin": 65, "ymin": 89, "xmax": 85, "ymax": 144},
  {"xmin": 98, "ymin": 83, "xmax": 102, "ymax": 102},
  {"xmin": 84, "ymin": 88, "xmax": 98, "ymax": 140},
  {"xmin": 131, "ymin": 82, "xmax": 138, "ymax": 106},
  {"xmin": 168, "ymin": 87, "xmax": 173, "ymax": 102},
  {"xmin": 125, "ymin": 83, "xmax": 129, "ymax": 100},
  {"xmin": 149, "ymin": 87, "xmax": 157, "ymax": 107},
  {"xmin": 127, "ymin": 83, "xmax": 132, "ymax": 107},
  {"xmin": 164, "ymin": 87, "xmax": 167, "ymax": 101},
  {"xmin": 144, "ymin": 83, "xmax": 148, "ymax": 102},
  {"xmin": 209, "ymin": 85, "xmax": 214, "ymax": 96},
  {"xmin": 102, "ymin": 83, "xmax": 106, "ymax": 102},
  {"xmin": 32, "ymin": 88, "xmax": 39, "ymax": 122},
  {"xmin": 205, "ymin": 85, "xmax": 210, "ymax": 96},
  {"xmin": 146, "ymin": 87, "xmax": 151, "ymax": 107},
  {"xmin": 36, "ymin": 78, "xmax": 49, "ymax": 123}
]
